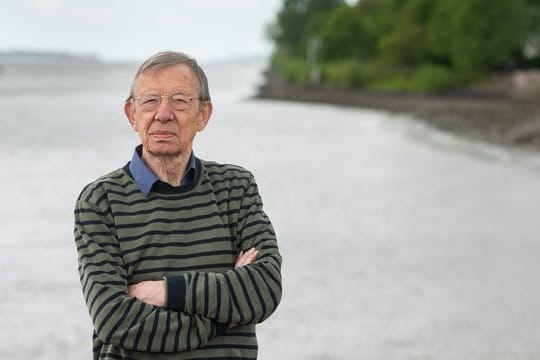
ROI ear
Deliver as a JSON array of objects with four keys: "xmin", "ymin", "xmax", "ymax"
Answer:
[
  {"xmin": 124, "ymin": 100, "xmax": 138, "ymax": 131},
  {"xmin": 196, "ymin": 101, "xmax": 213, "ymax": 132}
]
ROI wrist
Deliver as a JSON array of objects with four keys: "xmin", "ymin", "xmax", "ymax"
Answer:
[{"xmin": 163, "ymin": 275, "xmax": 186, "ymax": 311}]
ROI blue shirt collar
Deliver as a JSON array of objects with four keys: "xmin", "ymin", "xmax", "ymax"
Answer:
[{"xmin": 129, "ymin": 145, "xmax": 197, "ymax": 196}]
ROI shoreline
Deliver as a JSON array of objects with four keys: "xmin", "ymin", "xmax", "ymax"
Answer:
[{"xmin": 255, "ymin": 72, "xmax": 540, "ymax": 151}]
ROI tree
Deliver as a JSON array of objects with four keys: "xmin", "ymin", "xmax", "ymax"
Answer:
[
  {"xmin": 378, "ymin": 0, "xmax": 436, "ymax": 66},
  {"xmin": 427, "ymin": 0, "xmax": 528, "ymax": 71},
  {"xmin": 319, "ymin": 5, "xmax": 377, "ymax": 61},
  {"xmin": 269, "ymin": 0, "xmax": 344, "ymax": 58},
  {"xmin": 379, "ymin": 25, "xmax": 425, "ymax": 66}
]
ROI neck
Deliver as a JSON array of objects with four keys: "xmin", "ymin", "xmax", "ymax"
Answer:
[{"xmin": 142, "ymin": 150, "xmax": 191, "ymax": 187}]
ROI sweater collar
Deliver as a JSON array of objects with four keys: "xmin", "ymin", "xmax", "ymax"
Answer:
[{"xmin": 129, "ymin": 145, "xmax": 197, "ymax": 196}]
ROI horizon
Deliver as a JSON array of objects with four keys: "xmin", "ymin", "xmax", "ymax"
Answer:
[
  {"xmin": 1, "ymin": 1, "xmax": 282, "ymax": 63},
  {"xmin": 0, "ymin": 48, "xmax": 271, "ymax": 65}
]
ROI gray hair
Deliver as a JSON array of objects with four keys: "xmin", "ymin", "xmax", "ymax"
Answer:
[{"xmin": 127, "ymin": 51, "xmax": 211, "ymax": 102}]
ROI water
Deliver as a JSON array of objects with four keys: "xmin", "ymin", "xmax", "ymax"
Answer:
[{"xmin": 1, "ymin": 59, "xmax": 540, "ymax": 360}]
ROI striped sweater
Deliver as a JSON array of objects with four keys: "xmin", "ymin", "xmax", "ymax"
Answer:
[{"xmin": 74, "ymin": 158, "xmax": 282, "ymax": 359}]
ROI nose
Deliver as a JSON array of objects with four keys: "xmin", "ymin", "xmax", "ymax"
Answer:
[{"xmin": 154, "ymin": 96, "xmax": 174, "ymax": 122}]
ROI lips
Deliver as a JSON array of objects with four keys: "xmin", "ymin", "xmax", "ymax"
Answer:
[{"xmin": 150, "ymin": 131, "xmax": 176, "ymax": 139}]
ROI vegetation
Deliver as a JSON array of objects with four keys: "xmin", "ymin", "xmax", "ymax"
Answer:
[{"xmin": 267, "ymin": 0, "xmax": 540, "ymax": 92}]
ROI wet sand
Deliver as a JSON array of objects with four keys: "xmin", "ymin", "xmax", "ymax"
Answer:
[{"xmin": 256, "ymin": 71, "xmax": 540, "ymax": 150}]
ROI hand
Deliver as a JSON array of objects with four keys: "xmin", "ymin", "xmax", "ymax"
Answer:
[
  {"xmin": 235, "ymin": 247, "xmax": 258, "ymax": 268},
  {"xmin": 128, "ymin": 280, "xmax": 166, "ymax": 307},
  {"xmin": 127, "ymin": 248, "xmax": 257, "ymax": 307}
]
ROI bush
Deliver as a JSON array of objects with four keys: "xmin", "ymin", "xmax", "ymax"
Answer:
[
  {"xmin": 321, "ymin": 60, "xmax": 477, "ymax": 92},
  {"xmin": 411, "ymin": 65, "xmax": 476, "ymax": 91},
  {"xmin": 371, "ymin": 65, "xmax": 477, "ymax": 92},
  {"xmin": 271, "ymin": 55, "xmax": 311, "ymax": 85},
  {"xmin": 323, "ymin": 60, "xmax": 396, "ymax": 88}
]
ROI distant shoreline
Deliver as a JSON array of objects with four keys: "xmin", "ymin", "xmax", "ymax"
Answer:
[
  {"xmin": 0, "ymin": 50, "xmax": 100, "ymax": 64},
  {"xmin": 256, "ymin": 71, "xmax": 540, "ymax": 151}
]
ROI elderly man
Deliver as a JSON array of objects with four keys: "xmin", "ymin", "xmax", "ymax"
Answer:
[{"xmin": 74, "ymin": 51, "xmax": 282, "ymax": 360}]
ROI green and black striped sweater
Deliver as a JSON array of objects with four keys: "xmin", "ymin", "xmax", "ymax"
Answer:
[{"xmin": 74, "ymin": 159, "xmax": 282, "ymax": 359}]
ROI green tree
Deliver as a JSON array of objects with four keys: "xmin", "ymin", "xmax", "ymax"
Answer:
[
  {"xmin": 378, "ymin": 0, "xmax": 436, "ymax": 66},
  {"xmin": 319, "ymin": 5, "xmax": 377, "ymax": 61},
  {"xmin": 267, "ymin": 0, "xmax": 537, "ymax": 91},
  {"xmin": 356, "ymin": 0, "xmax": 405, "ymax": 38},
  {"xmin": 269, "ymin": 0, "xmax": 344, "ymax": 58},
  {"xmin": 427, "ymin": 0, "xmax": 528, "ymax": 71}
]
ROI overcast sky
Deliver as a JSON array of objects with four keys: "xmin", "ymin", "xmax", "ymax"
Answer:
[{"xmin": 1, "ymin": 0, "xmax": 284, "ymax": 62}]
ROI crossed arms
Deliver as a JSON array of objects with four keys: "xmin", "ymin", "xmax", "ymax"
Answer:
[
  {"xmin": 128, "ymin": 248, "xmax": 259, "ymax": 308},
  {"xmin": 74, "ymin": 175, "xmax": 282, "ymax": 353}
]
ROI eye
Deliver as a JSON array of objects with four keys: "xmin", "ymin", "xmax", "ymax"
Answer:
[
  {"xmin": 170, "ymin": 94, "xmax": 189, "ymax": 105},
  {"xmin": 141, "ymin": 97, "xmax": 159, "ymax": 106}
]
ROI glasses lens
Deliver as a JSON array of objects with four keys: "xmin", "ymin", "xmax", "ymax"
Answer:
[
  {"xmin": 169, "ymin": 93, "xmax": 190, "ymax": 110},
  {"xmin": 136, "ymin": 93, "xmax": 193, "ymax": 111},
  {"xmin": 139, "ymin": 96, "xmax": 160, "ymax": 111}
]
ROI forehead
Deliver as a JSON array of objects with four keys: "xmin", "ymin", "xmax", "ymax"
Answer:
[{"xmin": 134, "ymin": 63, "xmax": 199, "ymax": 94}]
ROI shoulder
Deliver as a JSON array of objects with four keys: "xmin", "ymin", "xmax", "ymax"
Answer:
[
  {"xmin": 76, "ymin": 167, "xmax": 131, "ymax": 205},
  {"xmin": 198, "ymin": 159, "xmax": 261, "ymax": 195},
  {"xmin": 200, "ymin": 159, "xmax": 255, "ymax": 182}
]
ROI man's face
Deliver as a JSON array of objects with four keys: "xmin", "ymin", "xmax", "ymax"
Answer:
[{"xmin": 124, "ymin": 64, "xmax": 212, "ymax": 159}]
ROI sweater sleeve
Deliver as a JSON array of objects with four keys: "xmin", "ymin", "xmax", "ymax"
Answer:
[
  {"xmin": 74, "ymin": 195, "xmax": 221, "ymax": 353},
  {"xmin": 165, "ymin": 173, "xmax": 282, "ymax": 325}
]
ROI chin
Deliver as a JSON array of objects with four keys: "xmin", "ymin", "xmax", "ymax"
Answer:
[{"xmin": 146, "ymin": 144, "xmax": 183, "ymax": 157}]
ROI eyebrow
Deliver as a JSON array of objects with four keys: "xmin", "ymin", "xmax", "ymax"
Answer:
[{"xmin": 139, "ymin": 90, "xmax": 191, "ymax": 97}]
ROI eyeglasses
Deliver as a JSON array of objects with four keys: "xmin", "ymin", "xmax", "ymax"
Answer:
[{"xmin": 131, "ymin": 92, "xmax": 202, "ymax": 111}]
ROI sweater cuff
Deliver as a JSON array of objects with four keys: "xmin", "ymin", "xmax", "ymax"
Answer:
[
  {"xmin": 214, "ymin": 322, "xmax": 229, "ymax": 337},
  {"xmin": 164, "ymin": 276, "xmax": 186, "ymax": 311}
]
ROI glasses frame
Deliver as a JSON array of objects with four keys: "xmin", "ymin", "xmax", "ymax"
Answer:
[{"xmin": 130, "ymin": 92, "xmax": 203, "ymax": 112}]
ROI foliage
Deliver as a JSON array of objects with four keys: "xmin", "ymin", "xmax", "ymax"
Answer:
[
  {"xmin": 323, "ymin": 60, "xmax": 387, "ymax": 88},
  {"xmin": 268, "ymin": 0, "xmax": 538, "ymax": 92},
  {"xmin": 268, "ymin": 0, "xmax": 344, "ymax": 58},
  {"xmin": 322, "ymin": 61, "xmax": 475, "ymax": 92},
  {"xmin": 270, "ymin": 53, "xmax": 312, "ymax": 85},
  {"xmin": 372, "ymin": 66, "xmax": 478, "ymax": 92},
  {"xmin": 318, "ymin": 5, "xmax": 376, "ymax": 62},
  {"xmin": 378, "ymin": 0, "xmax": 436, "ymax": 66},
  {"xmin": 427, "ymin": 0, "xmax": 528, "ymax": 71}
]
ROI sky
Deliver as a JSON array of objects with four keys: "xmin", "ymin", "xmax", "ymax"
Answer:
[{"xmin": 1, "ymin": 0, "xmax": 284, "ymax": 62}]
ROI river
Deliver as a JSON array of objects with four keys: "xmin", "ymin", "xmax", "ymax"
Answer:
[{"xmin": 1, "ymin": 59, "xmax": 539, "ymax": 359}]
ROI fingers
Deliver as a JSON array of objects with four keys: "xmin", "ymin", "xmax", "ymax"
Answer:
[
  {"xmin": 235, "ymin": 247, "xmax": 258, "ymax": 268},
  {"xmin": 127, "ymin": 282, "xmax": 143, "ymax": 298},
  {"xmin": 243, "ymin": 247, "xmax": 258, "ymax": 263},
  {"xmin": 127, "ymin": 280, "xmax": 166, "ymax": 307}
]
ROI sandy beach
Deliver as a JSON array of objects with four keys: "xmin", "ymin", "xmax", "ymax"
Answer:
[{"xmin": 256, "ymin": 71, "xmax": 540, "ymax": 150}]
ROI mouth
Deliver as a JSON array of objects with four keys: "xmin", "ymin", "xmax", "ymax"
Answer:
[{"xmin": 150, "ymin": 131, "xmax": 176, "ymax": 140}]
